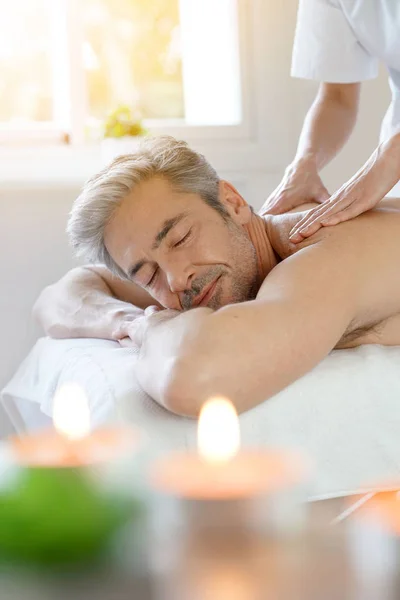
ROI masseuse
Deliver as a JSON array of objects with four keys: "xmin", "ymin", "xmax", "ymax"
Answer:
[{"xmin": 260, "ymin": 0, "xmax": 400, "ymax": 242}]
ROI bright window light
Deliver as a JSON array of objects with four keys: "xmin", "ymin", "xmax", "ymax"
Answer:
[
  {"xmin": 0, "ymin": 0, "xmax": 54, "ymax": 123},
  {"xmin": 81, "ymin": 0, "xmax": 184, "ymax": 121},
  {"xmin": 0, "ymin": 0, "xmax": 243, "ymax": 143},
  {"xmin": 179, "ymin": 0, "xmax": 241, "ymax": 126}
]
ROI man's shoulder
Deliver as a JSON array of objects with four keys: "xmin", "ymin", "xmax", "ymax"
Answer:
[
  {"xmin": 265, "ymin": 202, "xmax": 319, "ymax": 261},
  {"xmin": 270, "ymin": 199, "xmax": 400, "ymax": 265},
  {"xmin": 265, "ymin": 203, "xmax": 400, "ymax": 299}
]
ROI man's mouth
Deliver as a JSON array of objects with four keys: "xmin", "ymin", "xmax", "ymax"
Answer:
[{"xmin": 192, "ymin": 277, "xmax": 220, "ymax": 308}]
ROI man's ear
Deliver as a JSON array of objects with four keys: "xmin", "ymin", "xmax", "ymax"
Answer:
[{"xmin": 218, "ymin": 180, "xmax": 252, "ymax": 225}]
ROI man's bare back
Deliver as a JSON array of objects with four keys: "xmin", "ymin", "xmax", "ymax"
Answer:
[
  {"xmin": 265, "ymin": 197, "xmax": 400, "ymax": 349},
  {"xmin": 38, "ymin": 166, "xmax": 400, "ymax": 416},
  {"xmin": 43, "ymin": 128, "xmax": 400, "ymax": 415}
]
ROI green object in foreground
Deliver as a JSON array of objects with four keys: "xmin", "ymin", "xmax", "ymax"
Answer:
[{"xmin": 0, "ymin": 467, "xmax": 138, "ymax": 567}]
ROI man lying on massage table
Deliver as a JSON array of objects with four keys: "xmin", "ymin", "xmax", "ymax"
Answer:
[{"xmin": 34, "ymin": 136, "xmax": 400, "ymax": 417}]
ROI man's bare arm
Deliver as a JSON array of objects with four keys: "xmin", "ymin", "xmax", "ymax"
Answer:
[
  {"xmin": 134, "ymin": 240, "xmax": 360, "ymax": 417},
  {"xmin": 33, "ymin": 265, "xmax": 160, "ymax": 341}
]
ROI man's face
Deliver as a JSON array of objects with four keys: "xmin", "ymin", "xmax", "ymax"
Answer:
[{"xmin": 104, "ymin": 177, "xmax": 259, "ymax": 311}]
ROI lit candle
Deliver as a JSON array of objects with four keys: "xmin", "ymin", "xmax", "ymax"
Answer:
[
  {"xmin": 0, "ymin": 383, "xmax": 143, "ymax": 567},
  {"xmin": 148, "ymin": 397, "xmax": 310, "ymax": 600},
  {"xmin": 150, "ymin": 396, "xmax": 307, "ymax": 500},
  {"xmin": 11, "ymin": 382, "xmax": 137, "ymax": 467}
]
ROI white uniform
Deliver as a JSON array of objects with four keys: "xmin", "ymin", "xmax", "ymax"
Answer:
[{"xmin": 291, "ymin": 0, "xmax": 400, "ymax": 197}]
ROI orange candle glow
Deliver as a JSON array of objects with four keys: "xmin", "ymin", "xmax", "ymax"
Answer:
[
  {"xmin": 11, "ymin": 383, "xmax": 139, "ymax": 467},
  {"xmin": 354, "ymin": 491, "xmax": 400, "ymax": 536},
  {"xmin": 150, "ymin": 397, "xmax": 307, "ymax": 499}
]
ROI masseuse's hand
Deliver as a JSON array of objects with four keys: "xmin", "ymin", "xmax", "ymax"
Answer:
[
  {"xmin": 288, "ymin": 174, "xmax": 386, "ymax": 244},
  {"xmin": 118, "ymin": 306, "xmax": 179, "ymax": 348},
  {"xmin": 259, "ymin": 159, "xmax": 330, "ymax": 216},
  {"xmin": 288, "ymin": 130, "xmax": 400, "ymax": 242}
]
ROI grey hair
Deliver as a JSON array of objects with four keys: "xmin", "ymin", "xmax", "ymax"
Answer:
[{"xmin": 67, "ymin": 135, "xmax": 227, "ymax": 280}]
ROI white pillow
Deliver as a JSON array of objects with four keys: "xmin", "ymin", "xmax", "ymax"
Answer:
[
  {"xmin": 1, "ymin": 337, "xmax": 194, "ymax": 449},
  {"xmin": 2, "ymin": 337, "xmax": 400, "ymax": 500},
  {"xmin": 1, "ymin": 338, "xmax": 120, "ymax": 433}
]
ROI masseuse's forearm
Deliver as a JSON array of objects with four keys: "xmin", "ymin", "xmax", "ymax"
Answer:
[
  {"xmin": 294, "ymin": 83, "xmax": 360, "ymax": 171},
  {"xmin": 372, "ymin": 128, "xmax": 400, "ymax": 194},
  {"xmin": 33, "ymin": 267, "xmax": 142, "ymax": 340},
  {"xmin": 342, "ymin": 128, "xmax": 400, "ymax": 202}
]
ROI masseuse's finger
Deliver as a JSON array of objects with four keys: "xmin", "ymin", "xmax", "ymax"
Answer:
[
  {"xmin": 288, "ymin": 205, "xmax": 330, "ymax": 242},
  {"xmin": 290, "ymin": 220, "xmax": 324, "ymax": 242},
  {"xmin": 289, "ymin": 196, "xmax": 351, "ymax": 242},
  {"xmin": 303, "ymin": 195, "xmax": 355, "ymax": 226},
  {"xmin": 320, "ymin": 201, "xmax": 369, "ymax": 226}
]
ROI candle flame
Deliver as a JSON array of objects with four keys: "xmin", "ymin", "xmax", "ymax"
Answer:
[
  {"xmin": 198, "ymin": 397, "xmax": 240, "ymax": 463},
  {"xmin": 53, "ymin": 383, "xmax": 91, "ymax": 440}
]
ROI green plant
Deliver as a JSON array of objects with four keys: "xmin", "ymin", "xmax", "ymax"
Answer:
[{"xmin": 103, "ymin": 105, "xmax": 147, "ymax": 139}]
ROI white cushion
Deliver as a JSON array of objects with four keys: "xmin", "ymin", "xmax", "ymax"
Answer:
[{"xmin": 2, "ymin": 337, "xmax": 400, "ymax": 500}]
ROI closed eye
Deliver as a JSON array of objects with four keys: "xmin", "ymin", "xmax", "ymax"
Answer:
[
  {"xmin": 174, "ymin": 230, "xmax": 192, "ymax": 247},
  {"xmin": 147, "ymin": 268, "xmax": 158, "ymax": 287}
]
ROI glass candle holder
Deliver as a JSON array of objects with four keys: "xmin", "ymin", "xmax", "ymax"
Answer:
[{"xmin": 147, "ymin": 448, "xmax": 310, "ymax": 600}]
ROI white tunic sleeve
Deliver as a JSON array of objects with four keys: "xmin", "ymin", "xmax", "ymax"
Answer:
[{"xmin": 291, "ymin": 0, "xmax": 379, "ymax": 83}]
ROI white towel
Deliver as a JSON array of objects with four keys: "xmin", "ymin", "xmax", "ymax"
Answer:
[{"xmin": 2, "ymin": 338, "xmax": 400, "ymax": 500}]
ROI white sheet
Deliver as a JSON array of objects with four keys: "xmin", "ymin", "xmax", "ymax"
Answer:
[{"xmin": 2, "ymin": 337, "xmax": 400, "ymax": 500}]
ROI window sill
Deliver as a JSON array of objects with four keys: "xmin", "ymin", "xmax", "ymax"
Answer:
[
  {"xmin": 0, "ymin": 135, "xmax": 279, "ymax": 191},
  {"xmin": 0, "ymin": 118, "xmax": 257, "ymax": 191}
]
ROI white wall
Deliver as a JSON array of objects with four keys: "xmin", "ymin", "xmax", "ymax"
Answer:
[
  {"xmin": 0, "ymin": 0, "xmax": 392, "ymax": 436},
  {"xmin": 0, "ymin": 186, "xmax": 81, "ymax": 436},
  {"xmin": 0, "ymin": 185, "xmax": 79, "ymax": 385}
]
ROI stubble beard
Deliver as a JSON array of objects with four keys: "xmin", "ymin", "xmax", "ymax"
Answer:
[{"xmin": 182, "ymin": 221, "xmax": 259, "ymax": 311}]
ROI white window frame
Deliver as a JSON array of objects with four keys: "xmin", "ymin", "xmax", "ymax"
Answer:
[{"xmin": 0, "ymin": 0, "xmax": 253, "ymax": 146}]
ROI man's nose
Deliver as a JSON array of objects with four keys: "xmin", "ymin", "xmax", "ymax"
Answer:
[{"xmin": 166, "ymin": 266, "xmax": 194, "ymax": 294}]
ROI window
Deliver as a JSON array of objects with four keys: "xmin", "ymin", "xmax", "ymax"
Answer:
[
  {"xmin": 0, "ymin": 0, "xmax": 61, "ymax": 143},
  {"xmin": 83, "ymin": 0, "xmax": 184, "ymax": 121},
  {"xmin": 0, "ymin": 0, "xmax": 246, "ymax": 145},
  {"xmin": 0, "ymin": 1, "xmax": 53, "ymax": 123}
]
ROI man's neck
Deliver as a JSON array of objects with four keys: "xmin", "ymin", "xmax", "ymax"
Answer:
[{"xmin": 243, "ymin": 213, "xmax": 279, "ymax": 283}]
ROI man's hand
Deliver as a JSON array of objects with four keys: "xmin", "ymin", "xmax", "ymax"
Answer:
[
  {"xmin": 121, "ymin": 306, "xmax": 212, "ymax": 409},
  {"xmin": 259, "ymin": 160, "xmax": 329, "ymax": 216},
  {"xmin": 118, "ymin": 306, "xmax": 180, "ymax": 348}
]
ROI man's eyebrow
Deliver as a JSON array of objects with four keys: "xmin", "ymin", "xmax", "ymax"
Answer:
[
  {"xmin": 151, "ymin": 212, "xmax": 187, "ymax": 250},
  {"xmin": 128, "ymin": 259, "xmax": 146, "ymax": 279},
  {"xmin": 127, "ymin": 212, "xmax": 188, "ymax": 279}
]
